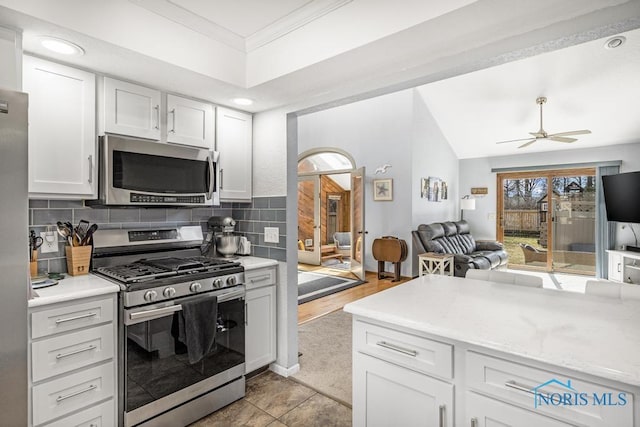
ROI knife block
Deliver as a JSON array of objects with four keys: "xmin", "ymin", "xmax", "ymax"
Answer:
[{"xmin": 65, "ymin": 245, "xmax": 92, "ymax": 276}]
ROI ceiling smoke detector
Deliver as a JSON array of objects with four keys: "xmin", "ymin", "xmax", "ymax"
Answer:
[
  {"xmin": 39, "ymin": 37, "xmax": 85, "ymax": 56},
  {"xmin": 604, "ymin": 36, "xmax": 626, "ymax": 50}
]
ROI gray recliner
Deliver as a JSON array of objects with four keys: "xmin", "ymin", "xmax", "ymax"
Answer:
[
  {"xmin": 411, "ymin": 220, "xmax": 508, "ymax": 277},
  {"xmin": 333, "ymin": 232, "xmax": 351, "ymax": 257}
]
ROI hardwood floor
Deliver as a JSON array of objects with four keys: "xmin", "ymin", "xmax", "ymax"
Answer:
[{"xmin": 297, "ymin": 271, "xmax": 411, "ymax": 324}]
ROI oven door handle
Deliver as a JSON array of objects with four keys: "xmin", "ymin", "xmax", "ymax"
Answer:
[{"xmin": 129, "ymin": 305, "xmax": 181, "ymax": 321}]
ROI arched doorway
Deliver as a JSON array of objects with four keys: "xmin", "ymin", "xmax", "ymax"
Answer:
[{"xmin": 297, "ymin": 148, "xmax": 365, "ymax": 283}]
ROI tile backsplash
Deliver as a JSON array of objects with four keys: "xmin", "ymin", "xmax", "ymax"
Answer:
[{"xmin": 29, "ymin": 196, "xmax": 286, "ymax": 274}]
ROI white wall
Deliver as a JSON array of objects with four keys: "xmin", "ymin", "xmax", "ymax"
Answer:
[
  {"xmin": 0, "ymin": 26, "xmax": 21, "ymax": 90},
  {"xmin": 459, "ymin": 142, "xmax": 640, "ymax": 248}
]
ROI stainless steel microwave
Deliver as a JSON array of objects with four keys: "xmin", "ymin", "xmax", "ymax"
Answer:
[{"xmin": 88, "ymin": 134, "xmax": 219, "ymax": 207}]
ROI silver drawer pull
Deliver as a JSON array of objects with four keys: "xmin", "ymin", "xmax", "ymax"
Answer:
[
  {"xmin": 55, "ymin": 312, "xmax": 97, "ymax": 325},
  {"xmin": 505, "ymin": 380, "xmax": 548, "ymax": 398},
  {"xmin": 376, "ymin": 341, "xmax": 418, "ymax": 357},
  {"xmin": 470, "ymin": 417, "xmax": 478, "ymax": 427},
  {"xmin": 56, "ymin": 384, "xmax": 97, "ymax": 403},
  {"xmin": 439, "ymin": 404, "xmax": 445, "ymax": 427},
  {"xmin": 250, "ymin": 274, "xmax": 271, "ymax": 283},
  {"xmin": 56, "ymin": 345, "xmax": 97, "ymax": 360}
]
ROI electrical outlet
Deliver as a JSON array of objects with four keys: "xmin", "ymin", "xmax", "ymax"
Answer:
[
  {"xmin": 264, "ymin": 227, "xmax": 280, "ymax": 243},
  {"xmin": 40, "ymin": 232, "xmax": 58, "ymax": 254}
]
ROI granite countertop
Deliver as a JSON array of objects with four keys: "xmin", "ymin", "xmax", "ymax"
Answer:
[
  {"xmin": 344, "ymin": 275, "xmax": 640, "ymax": 387},
  {"xmin": 29, "ymin": 274, "xmax": 120, "ymax": 308},
  {"xmin": 236, "ymin": 256, "xmax": 279, "ymax": 270}
]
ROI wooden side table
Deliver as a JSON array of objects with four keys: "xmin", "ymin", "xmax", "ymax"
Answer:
[{"xmin": 419, "ymin": 252, "xmax": 454, "ymax": 276}]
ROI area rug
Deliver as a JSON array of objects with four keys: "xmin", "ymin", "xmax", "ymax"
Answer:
[
  {"xmin": 294, "ymin": 309, "xmax": 353, "ymax": 406},
  {"xmin": 298, "ymin": 271, "xmax": 363, "ymax": 304},
  {"xmin": 321, "ymin": 258, "xmax": 351, "ymax": 270}
]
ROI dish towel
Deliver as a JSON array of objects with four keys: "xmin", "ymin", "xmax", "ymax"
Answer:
[{"xmin": 177, "ymin": 296, "xmax": 218, "ymax": 364}]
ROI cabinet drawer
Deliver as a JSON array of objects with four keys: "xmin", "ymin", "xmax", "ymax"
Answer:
[
  {"xmin": 354, "ymin": 320, "xmax": 452, "ymax": 380},
  {"xmin": 45, "ymin": 399, "xmax": 114, "ymax": 427},
  {"xmin": 245, "ymin": 267, "xmax": 276, "ymax": 290},
  {"xmin": 32, "ymin": 324, "xmax": 114, "ymax": 382},
  {"xmin": 31, "ymin": 297, "xmax": 114, "ymax": 339},
  {"xmin": 466, "ymin": 351, "xmax": 633, "ymax": 427},
  {"xmin": 32, "ymin": 362, "xmax": 114, "ymax": 426}
]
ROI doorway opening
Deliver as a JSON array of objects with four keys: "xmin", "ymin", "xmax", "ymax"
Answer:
[
  {"xmin": 497, "ymin": 167, "xmax": 596, "ymax": 275},
  {"xmin": 297, "ymin": 149, "xmax": 365, "ymax": 303}
]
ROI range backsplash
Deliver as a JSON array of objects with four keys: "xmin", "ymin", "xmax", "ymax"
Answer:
[{"xmin": 28, "ymin": 196, "xmax": 286, "ymax": 275}]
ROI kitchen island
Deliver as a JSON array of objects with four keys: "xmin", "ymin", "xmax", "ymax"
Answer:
[{"xmin": 344, "ymin": 275, "xmax": 640, "ymax": 427}]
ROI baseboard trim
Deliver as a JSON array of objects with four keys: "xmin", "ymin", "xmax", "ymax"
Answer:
[{"xmin": 270, "ymin": 363, "xmax": 300, "ymax": 377}]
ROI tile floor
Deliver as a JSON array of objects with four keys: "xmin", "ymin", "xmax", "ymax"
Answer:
[{"xmin": 189, "ymin": 371, "xmax": 352, "ymax": 427}]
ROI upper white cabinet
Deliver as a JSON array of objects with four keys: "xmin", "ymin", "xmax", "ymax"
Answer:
[
  {"xmin": 23, "ymin": 56, "xmax": 96, "ymax": 198},
  {"xmin": 216, "ymin": 107, "xmax": 253, "ymax": 202},
  {"xmin": 102, "ymin": 77, "xmax": 161, "ymax": 140},
  {"xmin": 166, "ymin": 94, "xmax": 214, "ymax": 149}
]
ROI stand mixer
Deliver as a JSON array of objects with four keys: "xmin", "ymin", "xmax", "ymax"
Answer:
[{"xmin": 203, "ymin": 216, "xmax": 240, "ymax": 258}]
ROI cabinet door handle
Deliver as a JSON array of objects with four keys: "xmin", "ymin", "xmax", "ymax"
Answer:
[
  {"xmin": 618, "ymin": 263, "xmax": 622, "ymax": 272},
  {"xmin": 504, "ymin": 380, "xmax": 548, "ymax": 399},
  {"xmin": 154, "ymin": 104, "xmax": 160, "ymax": 130},
  {"xmin": 88, "ymin": 155, "xmax": 93, "ymax": 184},
  {"xmin": 249, "ymin": 274, "xmax": 271, "ymax": 283},
  {"xmin": 55, "ymin": 312, "xmax": 97, "ymax": 325},
  {"xmin": 56, "ymin": 344, "xmax": 97, "ymax": 360},
  {"xmin": 244, "ymin": 302, "xmax": 248, "ymax": 326},
  {"xmin": 375, "ymin": 341, "xmax": 417, "ymax": 357},
  {"xmin": 169, "ymin": 108, "xmax": 176, "ymax": 133},
  {"xmin": 470, "ymin": 417, "xmax": 478, "ymax": 427},
  {"xmin": 220, "ymin": 168, "xmax": 224, "ymax": 189},
  {"xmin": 439, "ymin": 404, "xmax": 445, "ymax": 427},
  {"xmin": 56, "ymin": 384, "xmax": 97, "ymax": 403}
]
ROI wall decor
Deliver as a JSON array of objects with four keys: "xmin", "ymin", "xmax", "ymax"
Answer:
[
  {"xmin": 471, "ymin": 187, "xmax": 488, "ymax": 196},
  {"xmin": 373, "ymin": 178, "xmax": 393, "ymax": 201},
  {"xmin": 421, "ymin": 176, "xmax": 446, "ymax": 202}
]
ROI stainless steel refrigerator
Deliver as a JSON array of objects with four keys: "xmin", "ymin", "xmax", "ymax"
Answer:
[{"xmin": 0, "ymin": 88, "xmax": 28, "ymax": 425}]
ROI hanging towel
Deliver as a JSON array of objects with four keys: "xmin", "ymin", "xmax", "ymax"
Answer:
[{"xmin": 177, "ymin": 296, "xmax": 218, "ymax": 364}]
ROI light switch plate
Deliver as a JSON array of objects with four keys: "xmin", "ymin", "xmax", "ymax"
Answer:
[
  {"xmin": 40, "ymin": 232, "xmax": 58, "ymax": 254},
  {"xmin": 264, "ymin": 227, "xmax": 280, "ymax": 243}
]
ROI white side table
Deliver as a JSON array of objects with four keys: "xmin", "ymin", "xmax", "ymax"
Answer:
[{"xmin": 419, "ymin": 252, "xmax": 454, "ymax": 276}]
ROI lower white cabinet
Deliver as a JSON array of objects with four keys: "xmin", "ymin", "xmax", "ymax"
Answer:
[
  {"xmin": 29, "ymin": 294, "xmax": 117, "ymax": 427},
  {"xmin": 354, "ymin": 352, "xmax": 453, "ymax": 427},
  {"xmin": 607, "ymin": 250, "xmax": 640, "ymax": 284},
  {"xmin": 244, "ymin": 266, "xmax": 277, "ymax": 373}
]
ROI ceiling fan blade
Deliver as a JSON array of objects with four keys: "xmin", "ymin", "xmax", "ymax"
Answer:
[
  {"xmin": 548, "ymin": 136, "xmax": 578, "ymax": 143},
  {"xmin": 529, "ymin": 132, "xmax": 545, "ymax": 138},
  {"xmin": 496, "ymin": 137, "xmax": 537, "ymax": 144},
  {"xmin": 518, "ymin": 139, "xmax": 537, "ymax": 149},
  {"xmin": 547, "ymin": 129, "xmax": 591, "ymax": 137}
]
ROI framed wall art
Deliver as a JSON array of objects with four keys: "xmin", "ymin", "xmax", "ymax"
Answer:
[{"xmin": 373, "ymin": 179, "xmax": 393, "ymax": 201}]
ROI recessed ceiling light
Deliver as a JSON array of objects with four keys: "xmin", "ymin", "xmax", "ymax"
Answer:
[
  {"xmin": 604, "ymin": 36, "xmax": 626, "ymax": 50},
  {"xmin": 232, "ymin": 98, "xmax": 254, "ymax": 106},
  {"xmin": 39, "ymin": 37, "xmax": 85, "ymax": 56}
]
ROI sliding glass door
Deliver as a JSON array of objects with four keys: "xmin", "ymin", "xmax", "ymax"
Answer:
[{"xmin": 497, "ymin": 168, "xmax": 596, "ymax": 275}]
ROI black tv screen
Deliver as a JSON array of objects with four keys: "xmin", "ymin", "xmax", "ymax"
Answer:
[{"xmin": 602, "ymin": 171, "xmax": 640, "ymax": 223}]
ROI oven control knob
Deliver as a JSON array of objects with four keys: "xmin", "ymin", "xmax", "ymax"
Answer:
[
  {"xmin": 213, "ymin": 278, "xmax": 223, "ymax": 288},
  {"xmin": 190, "ymin": 282, "xmax": 202, "ymax": 293},
  {"xmin": 227, "ymin": 276, "xmax": 237, "ymax": 286},
  {"xmin": 144, "ymin": 290, "xmax": 158, "ymax": 302},
  {"xmin": 163, "ymin": 287, "xmax": 176, "ymax": 298}
]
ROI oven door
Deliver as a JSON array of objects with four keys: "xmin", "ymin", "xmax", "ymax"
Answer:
[
  {"xmin": 122, "ymin": 287, "xmax": 244, "ymax": 427},
  {"xmin": 98, "ymin": 134, "xmax": 218, "ymax": 206}
]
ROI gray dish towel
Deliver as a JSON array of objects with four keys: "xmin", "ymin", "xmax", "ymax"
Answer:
[{"xmin": 178, "ymin": 296, "xmax": 218, "ymax": 364}]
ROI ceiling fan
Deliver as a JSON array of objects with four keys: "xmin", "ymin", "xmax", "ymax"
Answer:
[{"xmin": 495, "ymin": 97, "xmax": 591, "ymax": 148}]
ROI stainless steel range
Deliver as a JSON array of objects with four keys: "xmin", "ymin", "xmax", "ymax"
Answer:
[{"xmin": 92, "ymin": 226, "xmax": 246, "ymax": 427}]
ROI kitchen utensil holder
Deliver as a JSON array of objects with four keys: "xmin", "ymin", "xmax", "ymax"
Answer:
[
  {"xmin": 65, "ymin": 245, "xmax": 92, "ymax": 276},
  {"xmin": 30, "ymin": 261, "xmax": 38, "ymax": 277}
]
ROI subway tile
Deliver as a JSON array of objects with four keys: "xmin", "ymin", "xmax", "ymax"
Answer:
[
  {"xmin": 29, "ymin": 200, "xmax": 48, "ymax": 209},
  {"xmin": 33, "ymin": 209, "xmax": 73, "ymax": 226},
  {"xmin": 48, "ymin": 258, "xmax": 68, "ymax": 274},
  {"xmin": 73, "ymin": 208, "xmax": 109, "ymax": 224},
  {"xmin": 252, "ymin": 198, "xmax": 269, "ymax": 208},
  {"xmin": 215, "ymin": 208, "xmax": 234, "ymax": 218},
  {"xmin": 237, "ymin": 221, "xmax": 252, "ymax": 233},
  {"xmin": 245, "ymin": 210, "xmax": 260, "ymax": 221},
  {"xmin": 233, "ymin": 210, "xmax": 247, "ymax": 221},
  {"xmin": 220, "ymin": 202, "xmax": 234, "ymax": 209},
  {"xmin": 245, "ymin": 233, "xmax": 259, "ymax": 245},
  {"xmin": 50, "ymin": 200, "xmax": 84, "ymax": 208},
  {"xmin": 36, "ymin": 260, "xmax": 48, "ymax": 276},
  {"xmin": 253, "ymin": 246, "xmax": 269, "ymax": 258},
  {"xmin": 109, "ymin": 208, "xmax": 141, "ymax": 223},
  {"xmin": 191, "ymin": 208, "xmax": 214, "ymax": 222},
  {"xmin": 96, "ymin": 223, "xmax": 122, "ymax": 230},
  {"xmin": 166, "ymin": 209, "xmax": 192, "ymax": 222},
  {"xmin": 232, "ymin": 202, "xmax": 251, "ymax": 209},
  {"xmin": 260, "ymin": 210, "xmax": 277, "ymax": 221},
  {"xmin": 269, "ymin": 247, "xmax": 286, "ymax": 262},
  {"xmin": 140, "ymin": 208, "xmax": 168, "ymax": 222},
  {"xmin": 269, "ymin": 197, "xmax": 286, "ymax": 209},
  {"xmin": 275, "ymin": 210, "xmax": 287, "ymax": 222}
]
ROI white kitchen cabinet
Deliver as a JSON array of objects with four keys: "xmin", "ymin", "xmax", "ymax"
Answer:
[
  {"xmin": 608, "ymin": 251, "xmax": 624, "ymax": 282},
  {"xmin": 244, "ymin": 266, "xmax": 277, "ymax": 373},
  {"xmin": 102, "ymin": 76, "xmax": 161, "ymax": 140},
  {"xmin": 23, "ymin": 56, "xmax": 96, "ymax": 198},
  {"xmin": 608, "ymin": 250, "xmax": 640, "ymax": 284},
  {"xmin": 216, "ymin": 107, "xmax": 253, "ymax": 202},
  {"xmin": 166, "ymin": 94, "xmax": 214, "ymax": 149},
  {"xmin": 353, "ymin": 352, "xmax": 453, "ymax": 427},
  {"xmin": 29, "ymin": 294, "xmax": 117, "ymax": 427}
]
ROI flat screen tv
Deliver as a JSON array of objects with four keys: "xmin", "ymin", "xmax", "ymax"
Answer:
[{"xmin": 602, "ymin": 171, "xmax": 640, "ymax": 223}]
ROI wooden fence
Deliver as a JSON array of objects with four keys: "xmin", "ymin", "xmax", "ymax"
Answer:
[{"xmin": 504, "ymin": 210, "xmax": 539, "ymax": 232}]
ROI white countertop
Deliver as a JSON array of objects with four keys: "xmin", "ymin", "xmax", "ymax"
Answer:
[
  {"xmin": 344, "ymin": 275, "xmax": 640, "ymax": 387},
  {"xmin": 236, "ymin": 256, "xmax": 279, "ymax": 270},
  {"xmin": 29, "ymin": 274, "xmax": 120, "ymax": 308}
]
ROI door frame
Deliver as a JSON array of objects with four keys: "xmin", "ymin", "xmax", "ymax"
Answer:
[
  {"xmin": 297, "ymin": 175, "xmax": 321, "ymax": 265},
  {"xmin": 496, "ymin": 167, "xmax": 596, "ymax": 273}
]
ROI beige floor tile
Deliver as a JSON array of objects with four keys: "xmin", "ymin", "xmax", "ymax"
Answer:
[
  {"xmin": 278, "ymin": 393, "xmax": 352, "ymax": 427},
  {"xmin": 246, "ymin": 371, "xmax": 317, "ymax": 418},
  {"xmin": 189, "ymin": 399, "xmax": 275, "ymax": 427},
  {"xmin": 266, "ymin": 420, "xmax": 288, "ymax": 427}
]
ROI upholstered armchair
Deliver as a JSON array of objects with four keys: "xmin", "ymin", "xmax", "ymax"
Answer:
[{"xmin": 333, "ymin": 232, "xmax": 351, "ymax": 257}]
